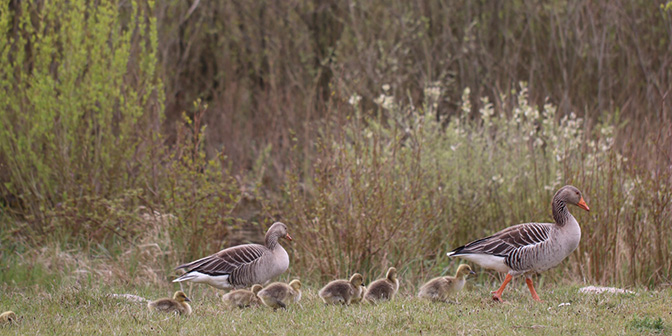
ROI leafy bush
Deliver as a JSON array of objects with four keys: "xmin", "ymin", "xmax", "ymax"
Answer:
[
  {"xmin": 0, "ymin": 2, "xmax": 243, "ymax": 265},
  {"xmin": 0, "ymin": 0, "xmax": 162, "ymax": 237}
]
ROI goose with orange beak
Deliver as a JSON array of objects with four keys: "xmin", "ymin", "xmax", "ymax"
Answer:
[{"xmin": 447, "ymin": 185, "xmax": 590, "ymax": 302}]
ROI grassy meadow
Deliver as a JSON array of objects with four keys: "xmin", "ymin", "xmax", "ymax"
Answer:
[
  {"xmin": 1, "ymin": 279, "xmax": 670, "ymax": 335},
  {"xmin": 2, "ymin": 1, "xmax": 672, "ymax": 335}
]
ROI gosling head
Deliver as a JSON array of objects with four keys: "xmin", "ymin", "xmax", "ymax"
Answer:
[
  {"xmin": 173, "ymin": 291, "xmax": 191, "ymax": 303},
  {"xmin": 251, "ymin": 284, "xmax": 263, "ymax": 295},
  {"xmin": 386, "ymin": 267, "xmax": 398, "ymax": 282},
  {"xmin": 289, "ymin": 279, "xmax": 302, "ymax": 291},
  {"xmin": 349, "ymin": 273, "xmax": 364, "ymax": 287},
  {"xmin": 0, "ymin": 311, "xmax": 17, "ymax": 324},
  {"xmin": 455, "ymin": 264, "xmax": 476, "ymax": 278}
]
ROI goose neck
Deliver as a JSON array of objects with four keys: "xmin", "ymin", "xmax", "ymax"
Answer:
[
  {"xmin": 552, "ymin": 199, "xmax": 571, "ymax": 226},
  {"xmin": 265, "ymin": 234, "xmax": 279, "ymax": 249}
]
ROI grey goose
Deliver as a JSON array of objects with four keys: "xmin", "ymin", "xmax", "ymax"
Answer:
[
  {"xmin": 173, "ymin": 222, "xmax": 292, "ymax": 289},
  {"xmin": 447, "ymin": 185, "xmax": 590, "ymax": 302}
]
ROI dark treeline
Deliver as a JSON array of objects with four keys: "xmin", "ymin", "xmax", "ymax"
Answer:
[{"xmin": 158, "ymin": 0, "xmax": 671, "ymax": 173}]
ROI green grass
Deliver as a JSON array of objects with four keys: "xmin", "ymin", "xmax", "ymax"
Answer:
[{"xmin": 1, "ymin": 281, "xmax": 670, "ymax": 335}]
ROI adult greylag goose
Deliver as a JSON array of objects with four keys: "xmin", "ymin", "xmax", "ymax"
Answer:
[
  {"xmin": 447, "ymin": 185, "xmax": 590, "ymax": 302},
  {"xmin": 318, "ymin": 273, "xmax": 365, "ymax": 305},
  {"xmin": 173, "ymin": 222, "xmax": 292, "ymax": 289},
  {"xmin": 364, "ymin": 267, "xmax": 399, "ymax": 303},
  {"xmin": 147, "ymin": 291, "xmax": 192, "ymax": 315},
  {"xmin": 0, "ymin": 311, "xmax": 17, "ymax": 324},
  {"xmin": 257, "ymin": 279, "xmax": 302, "ymax": 310},
  {"xmin": 221, "ymin": 284, "xmax": 263, "ymax": 309},
  {"xmin": 418, "ymin": 264, "xmax": 475, "ymax": 303}
]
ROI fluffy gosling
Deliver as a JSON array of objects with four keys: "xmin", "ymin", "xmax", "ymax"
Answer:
[
  {"xmin": 418, "ymin": 264, "xmax": 475, "ymax": 303},
  {"xmin": 147, "ymin": 291, "xmax": 192, "ymax": 315},
  {"xmin": 351, "ymin": 284, "xmax": 366, "ymax": 304},
  {"xmin": 222, "ymin": 284, "xmax": 263, "ymax": 309},
  {"xmin": 257, "ymin": 279, "xmax": 302, "ymax": 310},
  {"xmin": 318, "ymin": 273, "xmax": 365, "ymax": 305},
  {"xmin": 0, "ymin": 311, "xmax": 17, "ymax": 324},
  {"xmin": 364, "ymin": 267, "xmax": 399, "ymax": 303}
]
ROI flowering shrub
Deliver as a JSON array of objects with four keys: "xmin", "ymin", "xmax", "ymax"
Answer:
[{"xmin": 286, "ymin": 83, "xmax": 671, "ymax": 287}]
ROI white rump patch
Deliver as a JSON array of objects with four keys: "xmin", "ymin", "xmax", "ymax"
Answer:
[
  {"xmin": 173, "ymin": 272, "xmax": 233, "ymax": 289},
  {"xmin": 449, "ymin": 254, "xmax": 510, "ymax": 273}
]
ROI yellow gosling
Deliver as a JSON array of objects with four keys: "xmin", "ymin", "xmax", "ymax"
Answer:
[
  {"xmin": 222, "ymin": 284, "xmax": 263, "ymax": 309},
  {"xmin": 418, "ymin": 264, "xmax": 475, "ymax": 303},
  {"xmin": 257, "ymin": 279, "xmax": 302, "ymax": 310},
  {"xmin": 318, "ymin": 273, "xmax": 365, "ymax": 305},
  {"xmin": 351, "ymin": 284, "xmax": 366, "ymax": 304},
  {"xmin": 0, "ymin": 311, "xmax": 17, "ymax": 325},
  {"xmin": 364, "ymin": 267, "xmax": 399, "ymax": 303},
  {"xmin": 147, "ymin": 291, "xmax": 192, "ymax": 316}
]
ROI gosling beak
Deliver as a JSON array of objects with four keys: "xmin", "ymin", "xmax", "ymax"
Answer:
[
  {"xmin": 577, "ymin": 197, "xmax": 590, "ymax": 211},
  {"xmin": 285, "ymin": 233, "xmax": 293, "ymax": 241},
  {"xmin": 469, "ymin": 271, "xmax": 476, "ymax": 275},
  {"xmin": 184, "ymin": 297, "xmax": 191, "ymax": 302}
]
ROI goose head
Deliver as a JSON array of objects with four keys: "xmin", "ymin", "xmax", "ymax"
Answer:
[
  {"xmin": 385, "ymin": 267, "xmax": 397, "ymax": 282},
  {"xmin": 251, "ymin": 284, "xmax": 263, "ymax": 295},
  {"xmin": 265, "ymin": 222, "xmax": 293, "ymax": 246},
  {"xmin": 173, "ymin": 291, "xmax": 191, "ymax": 303},
  {"xmin": 455, "ymin": 264, "xmax": 476, "ymax": 278},
  {"xmin": 349, "ymin": 273, "xmax": 364, "ymax": 287},
  {"xmin": 555, "ymin": 185, "xmax": 590, "ymax": 211}
]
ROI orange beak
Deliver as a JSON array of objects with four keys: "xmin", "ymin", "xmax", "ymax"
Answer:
[
  {"xmin": 577, "ymin": 197, "xmax": 590, "ymax": 211},
  {"xmin": 285, "ymin": 233, "xmax": 293, "ymax": 241}
]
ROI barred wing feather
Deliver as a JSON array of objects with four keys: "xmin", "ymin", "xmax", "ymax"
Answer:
[
  {"xmin": 176, "ymin": 244, "xmax": 266, "ymax": 276},
  {"xmin": 450, "ymin": 223, "xmax": 552, "ymax": 256}
]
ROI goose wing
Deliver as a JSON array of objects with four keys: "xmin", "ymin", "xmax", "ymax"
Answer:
[
  {"xmin": 449, "ymin": 222, "xmax": 552, "ymax": 257},
  {"xmin": 175, "ymin": 243, "xmax": 266, "ymax": 276}
]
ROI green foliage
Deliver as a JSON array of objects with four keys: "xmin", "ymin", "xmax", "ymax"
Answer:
[
  {"xmin": 628, "ymin": 315, "xmax": 665, "ymax": 333},
  {"xmin": 159, "ymin": 102, "xmax": 240, "ymax": 260},
  {"xmin": 0, "ymin": 0, "xmax": 163, "ymax": 237},
  {"xmin": 0, "ymin": 254, "xmax": 59, "ymax": 289}
]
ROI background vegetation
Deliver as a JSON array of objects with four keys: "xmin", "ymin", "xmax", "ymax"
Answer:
[{"xmin": 1, "ymin": 0, "xmax": 671, "ymax": 295}]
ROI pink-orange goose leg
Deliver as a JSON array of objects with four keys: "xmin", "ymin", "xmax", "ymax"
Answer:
[
  {"xmin": 491, "ymin": 274, "xmax": 512, "ymax": 302},
  {"xmin": 525, "ymin": 277, "xmax": 543, "ymax": 302}
]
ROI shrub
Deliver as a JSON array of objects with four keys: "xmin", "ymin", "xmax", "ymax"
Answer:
[
  {"xmin": 285, "ymin": 83, "xmax": 672, "ymax": 287},
  {"xmin": 0, "ymin": 0, "xmax": 163, "ymax": 239}
]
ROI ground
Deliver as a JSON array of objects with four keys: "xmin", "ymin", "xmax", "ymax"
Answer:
[{"xmin": 1, "ymin": 281, "xmax": 669, "ymax": 335}]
